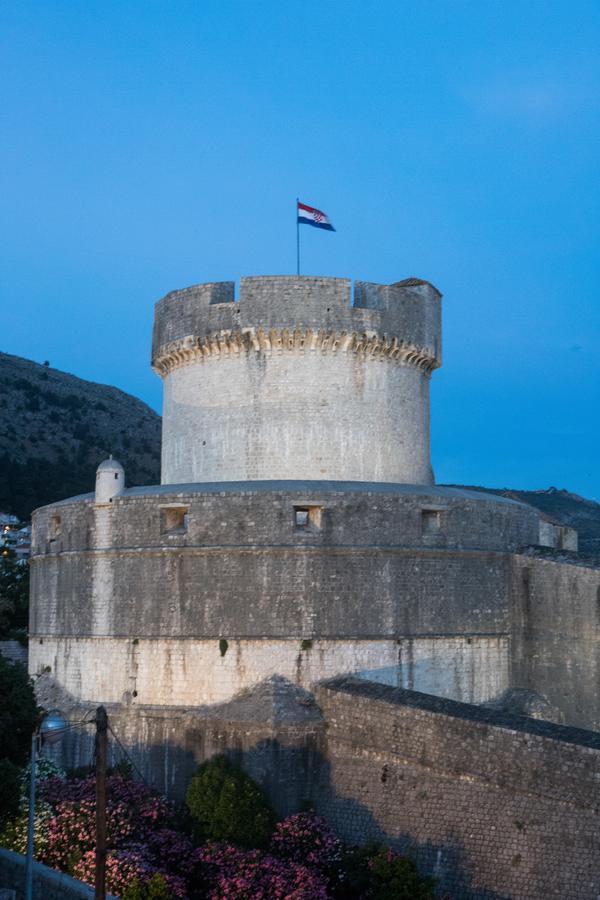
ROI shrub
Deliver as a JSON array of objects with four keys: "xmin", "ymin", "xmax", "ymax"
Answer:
[
  {"xmin": 333, "ymin": 845, "xmax": 436, "ymax": 899},
  {"xmin": 122, "ymin": 873, "xmax": 174, "ymax": 899},
  {"xmin": 186, "ymin": 755, "xmax": 275, "ymax": 848},
  {"xmin": 0, "ymin": 759, "xmax": 21, "ymax": 828},
  {"xmin": 20, "ymin": 756, "xmax": 65, "ymax": 792},
  {"xmin": 199, "ymin": 841, "xmax": 329, "ymax": 899},
  {"xmin": 270, "ymin": 812, "xmax": 341, "ymax": 871},
  {"xmin": 0, "ymin": 799, "xmax": 54, "ymax": 857}
]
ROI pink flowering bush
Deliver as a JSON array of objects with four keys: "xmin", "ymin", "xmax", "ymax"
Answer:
[
  {"xmin": 72, "ymin": 847, "xmax": 188, "ymax": 898},
  {"xmin": 270, "ymin": 812, "xmax": 342, "ymax": 871},
  {"xmin": 34, "ymin": 774, "xmax": 182, "ymax": 895},
  {"xmin": 0, "ymin": 761, "xmax": 439, "ymax": 899},
  {"xmin": 198, "ymin": 841, "xmax": 330, "ymax": 899}
]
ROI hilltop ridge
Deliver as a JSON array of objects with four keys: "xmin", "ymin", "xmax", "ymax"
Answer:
[{"xmin": 444, "ymin": 485, "xmax": 600, "ymax": 555}]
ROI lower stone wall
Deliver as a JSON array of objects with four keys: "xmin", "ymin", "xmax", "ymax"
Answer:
[
  {"xmin": 45, "ymin": 676, "xmax": 324, "ymax": 813},
  {"xmin": 29, "ymin": 635, "xmax": 508, "ymax": 706},
  {"xmin": 314, "ymin": 679, "xmax": 600, "ymax": 900},
  {"xmin": 511, "ymin": 555, "xmax": 600, "ymax": 731},
  {"xmin": 38, "ymin": 672, "xmax": 600, "ymax": 898}
]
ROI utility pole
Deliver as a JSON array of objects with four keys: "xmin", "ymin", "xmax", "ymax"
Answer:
[
  {"xmin": 95, "ymin": 706, "xmax": 108, "ymax": 900},
  {"xmin": 24, "ymin": 732, "xmax": 37, "ymax": 900}
]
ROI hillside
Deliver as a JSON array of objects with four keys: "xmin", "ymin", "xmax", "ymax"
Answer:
[{"xmin": 0, "ymin": 352, "xmax": 161, "ymax": 519}]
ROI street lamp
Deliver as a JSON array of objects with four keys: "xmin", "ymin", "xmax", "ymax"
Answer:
[
  {"xmin": 24, "ymin": 709, "xmax": 67, "ymax": 900},
  {"xmin": 23, "ymin": 706, "xmax": 109, "ymax": 900}
]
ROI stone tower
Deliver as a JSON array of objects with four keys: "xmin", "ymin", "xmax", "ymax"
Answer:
[{"xmin": 152, "ymin": 276, "xmax": 442, "ymax": 485}]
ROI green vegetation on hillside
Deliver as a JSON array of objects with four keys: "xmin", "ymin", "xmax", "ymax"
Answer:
[
  {"xmin": 0, "ymin": 548, "xmax": 29, "ymax": 641},
  {"xmin": 0, "ymin": 352, "xmax": 160, "ymax": 518}
]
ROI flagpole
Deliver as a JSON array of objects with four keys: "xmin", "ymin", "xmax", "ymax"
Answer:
[{"xmin": 296, "ymin": 197, "xmax": 300, "ymax": 275}]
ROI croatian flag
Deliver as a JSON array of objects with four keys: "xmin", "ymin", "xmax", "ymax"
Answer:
[{"xmin": 297, "ymin": 201, "xmax": 335, "ymax": 231}]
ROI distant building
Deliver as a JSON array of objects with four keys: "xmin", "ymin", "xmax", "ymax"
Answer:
[{"xmin": 1, "ymin": 517, "xmax": 31, "ymax": 563}]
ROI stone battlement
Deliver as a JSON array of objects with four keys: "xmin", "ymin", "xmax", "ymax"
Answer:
[{"xmin": 152, "ymin": 276, "xmax": 442, "ymax": 373}]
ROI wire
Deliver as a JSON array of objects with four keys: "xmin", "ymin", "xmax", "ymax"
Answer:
[{"xmin": 107, "ymin": 722, "xmax": 153, "ymax": 789}]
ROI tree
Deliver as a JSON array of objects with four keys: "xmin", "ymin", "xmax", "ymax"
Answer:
[
  {"xmin": 0, "ymin": 655, "xmax": 37, "ymax": 827},
  {"xmin": 0, "ymin": 654, "xmax": 38, "ymax": 766},
  {"xmin": 0, "ymin": 548, "xmax": 29, "ymax": 638},
  {"xmin": 186, "ymin": 755, "xmax": 275, "ymax": 848}
]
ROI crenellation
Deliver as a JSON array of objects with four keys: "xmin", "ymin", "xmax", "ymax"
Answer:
[{"xmin": 151, "ymin": 275, "xmax": 442, "ymax": 371}]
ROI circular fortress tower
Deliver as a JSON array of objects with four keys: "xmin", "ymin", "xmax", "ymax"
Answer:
[
  {"xmin": 30, "ymin": 275, "xmax": 543, "ymax": 735},
  {"xmin": 152, "ymin": 276, "xmax": 442, "ymax": 485}
]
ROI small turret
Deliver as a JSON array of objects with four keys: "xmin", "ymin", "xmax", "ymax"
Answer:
[{"xmin": 95, "ymin": 456, "xmax": 125, "ymax": 504}]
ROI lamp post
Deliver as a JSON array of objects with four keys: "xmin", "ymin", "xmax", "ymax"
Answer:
[
  {"xmin": 94, "ymin": 706, "xmax": 108, "ymax": 900},
  {"xmin": 24, "ymin": 709, "xmax": 67, "ymax": 900}
]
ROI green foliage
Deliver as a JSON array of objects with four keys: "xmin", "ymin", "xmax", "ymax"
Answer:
[
  {"xmin": 108, "ymin": 758, "xmax": 133, "ymax": 779},
  {"xmin": 0, "ymin": 800, "xmax": 54, "ymax": 856},
  {"xmin": 0, "ymin": 654, "xmax": 37, "ymax": 766},
  {"xmin": 369, "ymin": 847, "xmax": 435, "ymax": 899},
  {"xmin": 20, "ymin": 757, "xmax": 65, "ymax": 792},
  {"xmin": 0, "ymin": 759, "xmax": 21, "ymax": 829},
  {"xmin": 334, "ymin": 845, "xmax": 435, "ymax": 899},
  {"xmin": 121, "ymin": 873, "xmax": 172, "ymax": 899},
  {"xmin": 0, "ymin": 356, "xmax": 161, "ymax": 519},
  {"xmin": 300, "ymin": 639, "xmax": 313, "ymax": 651},
  {"xmin": 0, "ymin": 548, "xmax": 29, "ymax": 637},
  {"xmin": 0, "ymin": 653, "xmax": 37, "ymax": 842},
  {"xmin": 185, "ymin": 755, "xmax": 275, "ymax": 848}
]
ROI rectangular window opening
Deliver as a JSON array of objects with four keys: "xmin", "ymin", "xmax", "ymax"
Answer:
[
  {"xmin": 421, "ymin": 509, "xmax": 442, "ymax": 535},
  {"xmin": 294, "ymin": 506, "xmax": 322, "ymax": 532},
  {"xmin": 160, "ymin": 506, "xmax": 189, "ymax": 535}
]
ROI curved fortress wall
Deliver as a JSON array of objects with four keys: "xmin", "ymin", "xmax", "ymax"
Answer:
[
  {"xmin": 29, "ymin": 483, "xmax": 539, "ymax": 708},
  {"xmin": 152, "ymin": 277, "xmax": 442, "ymax": 485}
]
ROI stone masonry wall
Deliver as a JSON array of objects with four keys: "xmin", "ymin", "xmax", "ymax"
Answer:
[
  {"xmin": 152, "ymin": 276, "xmax": 442, "ymax": 485},
  {"xmin": 314, "ymin": 679, "xmax": 600, "ymax": 899},
  {"xmin": 161, "ymin": 349, "xmax": 434, "ymax": 485},
  {"xmin": 28, "ymin": 635, "xmax": 509, "ymax": 707},
  {"xmin": 151, "ymin": 277, "xmax": 442, "ymax": 367},
  {"xmin": 511, "ymin": 554, "xmax": 600, "ymax": 731}
]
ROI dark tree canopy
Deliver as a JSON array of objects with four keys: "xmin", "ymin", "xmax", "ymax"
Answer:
[
  {"xmin": 0, "ymin": 548, "xmax": 29, "ymax": 638},
  {"xmin": 186, "ymin": 755, "xmax": 275, "ymax": 849},
  {"xmin": 0, "ymin": 654, "xmax": 38, "ymax": 767}
]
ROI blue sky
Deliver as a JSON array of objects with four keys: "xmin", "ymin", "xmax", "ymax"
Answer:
[{"xmin": 2, "ymin": 1, "xmax": 599, "ymax": 498}]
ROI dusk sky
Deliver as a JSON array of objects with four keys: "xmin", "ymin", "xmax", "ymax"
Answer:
[{"xmin": 2, "ymin": 1, "xmax": 599, "ymax": 498}]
